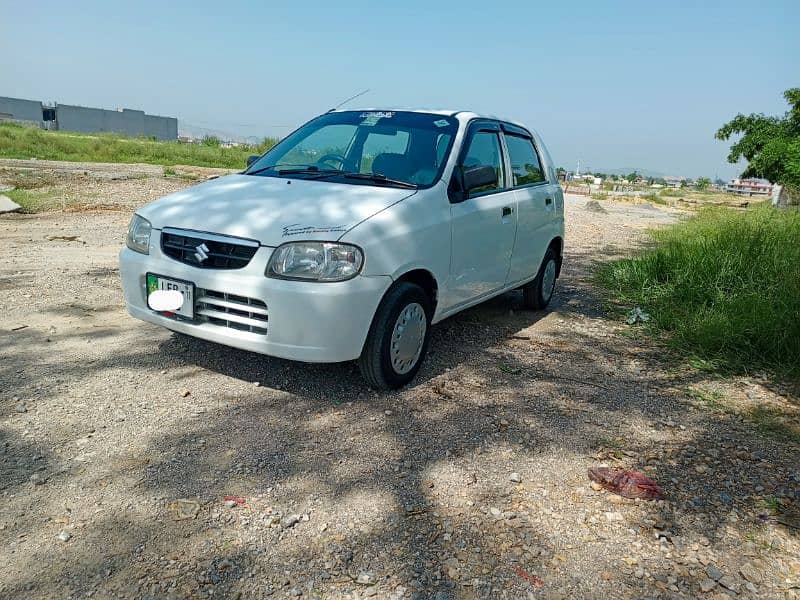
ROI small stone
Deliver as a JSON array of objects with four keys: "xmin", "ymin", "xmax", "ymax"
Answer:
[
  {"xmin": 58, "ymin": 530, "xmax": 72, "ymax": 542},
  {"xmin": 699, "ymin": 578, "xmax": 716, "ymax": 593},
  {"xmin": 224, "ymin": 500, "xmax": 238, "ymax": 508},
  {"xmin": 253, "ymin": 381, "xmax": 260, "ymax": 386},
  {"xmin": 695, "ymin": 464, "xmax": 708, "ymax": 474},
  {"xmin": 605, "ymin": 511, "xmax": 624, "ymax": 522},
  {"xmin": 634, "ymin": 568, "xmax": 644, "ymax": 579},
  {"xmin": 705, "ymin": 565, "xmax": 722, "ymax": 581},
  {"xmin": 319, "ymin": 523, "xmax": 328, "ymax": 532},
  {"xmin": 738, "ymin": 563, "xmax": 761, "ymax": 583},
  {"xmin": 590, "ymin": 482, "xmax": 603, "ymax": 491},
  {"xmin": 384, "ymin": 410, "xmax": 393, "ymax": 416},
  {"xmin": 281, "ymin": 514, "xmax": 301, "ymax": 529},
  {"xmin": 356, "ymin": 572, "xmax": 376, "ymax": 585},
  {"xmin": 30, "ymin": 473, "xmax": 46, "ymax": 485},
  {"xmin": 718, "ymin": 575, "xmax": 739, "ymax": 593},
  {"xmin": 14, "ymin": 403, "xmax": 27, "ymax": 413},
  {"xmin": 181, "ymin": 390, "xmax": 191, "ymax": 397},
  {"xmin": 489, "ymin": 507, "xmax": 502, "ymax": 517},
  {"xmin": 510, "ymin": 472, "xmax": 522, "ymax": 483},
  {"xmin": 718, "ymin": 492, "xmax": 733, "ymax": 505},
  {"xmin": 288, "ymin": 587, "xmax": 301, "ymax": 597}
]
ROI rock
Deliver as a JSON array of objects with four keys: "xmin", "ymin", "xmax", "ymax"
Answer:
[
  {"xmin": 738, "ymin": 563, "xmax": 761, "ymax": 583},
  {"xmin": 634, "ymin": 568, "xmax": 645, "ymax": 579},
  {"xmin": 224, "ymin": 500, "xmax": 238, "ymax": 508},
  {"xmin": 705, "ymin": 565, "xmax": 722, "ymax": 581},
  {"xmin": 699, "ymin": 578, "xmax": 716, "ymax": 592},
  {"xmin": 288, "ymin": 587, "xmax": 302, "ymax": 597},
  {"xmin": 281, "ymin": 514, "xmax": 301, "ymax": 529},
  {"xmin": 490, "ymin": 507, "xmax": 502, "ymax": 517},
  {"xmin": 170, "ymin": 499, "xmax": 201, "ymax": 520},
  {"xmin": 585, "ymin": 200, "xmax": 608, "ymax": 214},
  {"xmin": 719, "ymin": 492, "xmax": 733, "ymax": 505},
  {"xmin": 510, "ymin": 472, "xmax": 522, "ymax": 483},
  {"xmin": 0, "ymin": 194, "xmax": 21, "ymax": 214},
  {"xmin": 181, "ymin": 390, "xmax": 191, "ymax": 397},
  {"xmin": 58, "ymin": 530, "xmax": 72, "ymax": 542},
  {"xmin": 30, "ymin": 473, "xmax": 46, "ymax": 485},
  {"xmin": 695, "ymin": 465, "xmax": 708, "ymax": 474},
  {"xmin": 605, "ymin": 511, "xmax": 624, "ymax": 522},
  {"xmin": 356, "ymin": 572, "xmax": 376, "ymax": 585},
  {"xmin": 14, "ymin": 403, "xmax": 27, "ymax": 413},
  {"xmin": 718, "ymin": 575, "xmax": 739, "ymax": 593},
  {"xmin": 590, "ymin": 482, "xmax": 603, "ymax": 491}
]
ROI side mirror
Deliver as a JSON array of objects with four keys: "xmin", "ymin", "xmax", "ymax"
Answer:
[
  {"xmin": 246, "ymin": 155, "xmax": 260, "ymax": 168},
  {"xmin": 463, "ymin": 165, "xmax": 498, "ymax": 194}
]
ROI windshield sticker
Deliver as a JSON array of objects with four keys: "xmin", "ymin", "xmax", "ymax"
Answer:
[
  {"xmin": 359, "ymin": 111, "xmax": 394, "ymax": 126},
  {"xmin": 282, "ymin": 224, "xmax": 348, "ymax": 237},
  {"xmin": 433, "ymin": 119, "xmax": 450, "ymax": 127}
]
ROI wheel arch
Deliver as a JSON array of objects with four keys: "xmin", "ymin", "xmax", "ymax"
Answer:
[
  {"xmin": 394, "ymin": 268, "xmax": 439, "ymax": 313},
  {"xmin": 548, "ymin": 236, "xmax": 564, "ymax": 276}
]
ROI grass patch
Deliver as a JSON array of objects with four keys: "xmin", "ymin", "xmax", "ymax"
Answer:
[
  {"xmin": 5, "ymin": 188, "xmax": 61, "ymax": 213},
  {"xmin": 598, "ymin": 205, "xmax": 800, "ymax": 378},
  {"xmin": 747, "ymin": 406, "xmax": 800, "ymax": 444},
  {"xmin": 0, "ymin": 123, "xmax": 277, "ymax": 169}
]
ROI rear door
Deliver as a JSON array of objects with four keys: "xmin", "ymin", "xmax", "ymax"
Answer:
[
  {"xmin": 502, "ymin": 124, "xmax": 553, "ymax": 284},
  {"xmin": 444, "ymin": 121, "xmax": 517, "ymax": 310}
]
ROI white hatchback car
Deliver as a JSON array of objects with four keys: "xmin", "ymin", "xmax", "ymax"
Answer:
[{"xmin": 120, "ymin": 109, "xmax": 564, "ymax": 389}]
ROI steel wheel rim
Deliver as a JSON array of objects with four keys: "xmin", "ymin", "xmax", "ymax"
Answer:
[
  {"xmin": 542, "ymin": 259, "xmax": 557, "ymax": 302},
  {"xmin": 390, "ymin": 302, "xmax": 426, "ymax": 375}
]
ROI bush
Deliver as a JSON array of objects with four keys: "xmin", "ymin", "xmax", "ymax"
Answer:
[{"xmin": 597, "ymin": 205, "xmax": 800, "ymax": 377}]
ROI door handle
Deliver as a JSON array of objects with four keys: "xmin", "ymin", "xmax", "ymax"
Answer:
[
  {"xmin": 502, "ymin": 206, "xmax": 513, "ymax": 217},
  {"xmin": 545, "ymin": 197, "xmax": 553, "ymax": 205}
]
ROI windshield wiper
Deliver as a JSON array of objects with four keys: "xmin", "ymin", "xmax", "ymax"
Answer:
[
  {"xmin": 339, "ymin": 172, "xmax": 418, "ymax": 189},
  {"xmin": 245, "ymin": 164, "xmax": 341, "ymax": 177}
]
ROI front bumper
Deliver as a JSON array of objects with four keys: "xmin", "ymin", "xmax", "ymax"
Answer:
[{"xmin": 119, "ymin": 242, "xmax": 392, "ymax": 363}]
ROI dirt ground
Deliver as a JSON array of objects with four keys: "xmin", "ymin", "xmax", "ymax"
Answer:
[{"xmin": 1, "ymin": 161, "xmax": 798, "ymax": 600}]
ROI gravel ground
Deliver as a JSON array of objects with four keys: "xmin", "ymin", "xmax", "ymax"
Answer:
[{"xmin": 1, "ymin": 162, "xmax": 798, "ymax": 599}]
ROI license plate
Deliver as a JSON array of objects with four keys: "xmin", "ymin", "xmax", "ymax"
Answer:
[{"xmin": 146, "ymin": 273, "xmax": 194, "ymax": 319}]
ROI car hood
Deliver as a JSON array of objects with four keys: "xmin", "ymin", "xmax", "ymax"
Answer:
[{"xmin": 137, "ymin": 174, "xmax": 416, "ymax": 246}]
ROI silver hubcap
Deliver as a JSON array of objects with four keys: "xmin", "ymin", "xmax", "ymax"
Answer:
[
  {"xmin": 542, "ymin": 259, "xmax": 557, "ymax": 302},
  {"xmin": 390, "ymin": 302, "xmax": 427, "ymax": 375}
]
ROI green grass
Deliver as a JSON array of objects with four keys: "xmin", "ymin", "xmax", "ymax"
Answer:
[
  {"xmin": 0, "ymin": 123, "xmax": 278, "ymax": 169},
  {"xmin": 598, "ymin": 205, "xmax": 800, "ymax": 378},
  {"xmin": 5, "ymin": 188, "xmax": 61, "ymax": 212}
]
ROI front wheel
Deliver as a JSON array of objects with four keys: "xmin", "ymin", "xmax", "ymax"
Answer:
[
  {"xmin": 522, "ymin": 247, "xmax": 559, "ymax": 310},
  {"xmin": 358, "ymin": 282, "xmax": 432, "ymax": 390}
]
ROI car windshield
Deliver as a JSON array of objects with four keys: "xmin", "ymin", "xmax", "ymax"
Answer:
[{"xmin": 246, "ymin": 111, "xmax": 459, "ymax": 188}]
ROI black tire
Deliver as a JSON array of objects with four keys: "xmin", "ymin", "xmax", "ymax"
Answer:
[
  {"xmin": 522, "ymin": 247, "xmax": 559, "ymax": 310},
  {"xmin": 358, "ymin": 282, "xmax": 432, "ymax": 390}
]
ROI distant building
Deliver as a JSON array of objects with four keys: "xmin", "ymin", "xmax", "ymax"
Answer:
[
  {"xmin": 0, "ymin": 96, "xmax": 177, "ymax": 140},
  {"xmin": 725, "ymin": 178, "xmax": 773, "ymax": 196},
  {"xmin": 663, "ymin": 176, "xmax": 685, "ymax": 189}
]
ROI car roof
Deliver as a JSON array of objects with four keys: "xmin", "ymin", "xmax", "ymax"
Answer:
[{"xmin": 333, "ymin": 108, "xmax": 531, "ymax": 131}]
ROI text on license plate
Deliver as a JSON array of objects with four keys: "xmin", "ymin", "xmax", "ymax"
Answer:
[{"xmin": 146, "ymin": 274, "xmax": 194, "ymax": 318}]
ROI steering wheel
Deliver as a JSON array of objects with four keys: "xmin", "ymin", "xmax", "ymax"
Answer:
[{"xmin": 316, "ymin": 153, "xmax": 347, "ymax": 170}]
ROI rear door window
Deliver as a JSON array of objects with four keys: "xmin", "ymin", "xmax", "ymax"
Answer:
[{"xmin": 504, "ymin": 134, "xmax": 546, "ymax": 186}]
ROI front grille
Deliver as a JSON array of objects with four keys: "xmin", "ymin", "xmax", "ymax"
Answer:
[
  {"xmin": 195, "ymin": 289, "xmax": 268, "ymax": 335},
  {"xmin": 161, "ymin": 228, "xmax": 259, "ymax": 270}
]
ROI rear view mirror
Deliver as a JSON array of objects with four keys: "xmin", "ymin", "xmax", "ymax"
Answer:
[
  {"xmin": 463, "ymin": 165, "xmax": 498, "ymax": 193},
  {"xmin": 246, "ymin": 155, "xmax": 260, "ymax": 168}
]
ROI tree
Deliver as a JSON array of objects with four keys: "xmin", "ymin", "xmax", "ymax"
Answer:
[
  {"xmin": 695, "ymin": 177, "xmax": 711, "ymax": 190},
  {"xmin": 715, "ymin": 88, "xmax": 800, "ymax": 191},
  {"xmin": 627, "ymin": 171, "xmax": 639, "ymax": 182}
]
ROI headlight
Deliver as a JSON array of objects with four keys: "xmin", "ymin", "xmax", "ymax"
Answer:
[
  {"xmin": 266, "ymin": 242, "xmax": 363, "ymax": 282},
  {"xmin": 126, "ymin": 214, "xmax": 152, "ymax": 254}
]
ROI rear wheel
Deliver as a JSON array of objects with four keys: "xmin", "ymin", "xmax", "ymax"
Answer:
[
  {"xmin": 358, "ymin": 282, "xmax": 432, "ymax": 390},
  {"xmin": 522, "ymin": 247, "xmax": 558, "ymax": 310}
]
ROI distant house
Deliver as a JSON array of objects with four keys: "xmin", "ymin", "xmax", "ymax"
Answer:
[
  {"xmin": 725, "ymin": 178, "xmax": 773, "ymax": 196},
  {"xmin": 663, "ymin": 176, "xmax": 685, "ymax": 189}
]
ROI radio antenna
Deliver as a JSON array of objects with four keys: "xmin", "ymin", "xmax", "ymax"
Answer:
[{"xmin": 329, "ymin": 89, "xmax": 370, "ymax": 112}]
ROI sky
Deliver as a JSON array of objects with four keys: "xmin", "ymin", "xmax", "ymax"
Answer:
[{"xmin": 1, "ymin": 0, "xmax": 798, "ymax": 179}]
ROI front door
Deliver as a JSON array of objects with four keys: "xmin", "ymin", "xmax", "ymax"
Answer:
[{"xmin": 445, "ymin": 123, "xmax": 517, "ymax": 310}]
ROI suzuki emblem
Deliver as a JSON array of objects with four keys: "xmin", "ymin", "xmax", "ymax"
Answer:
[{"xmin": 194, "ymin": 243, "xmax": 210, "ymax": 263}]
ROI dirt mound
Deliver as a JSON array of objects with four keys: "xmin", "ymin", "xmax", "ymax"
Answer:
[{"xmin": 584, "ymin": 199, "xmax": 608, "ymax": 213}]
